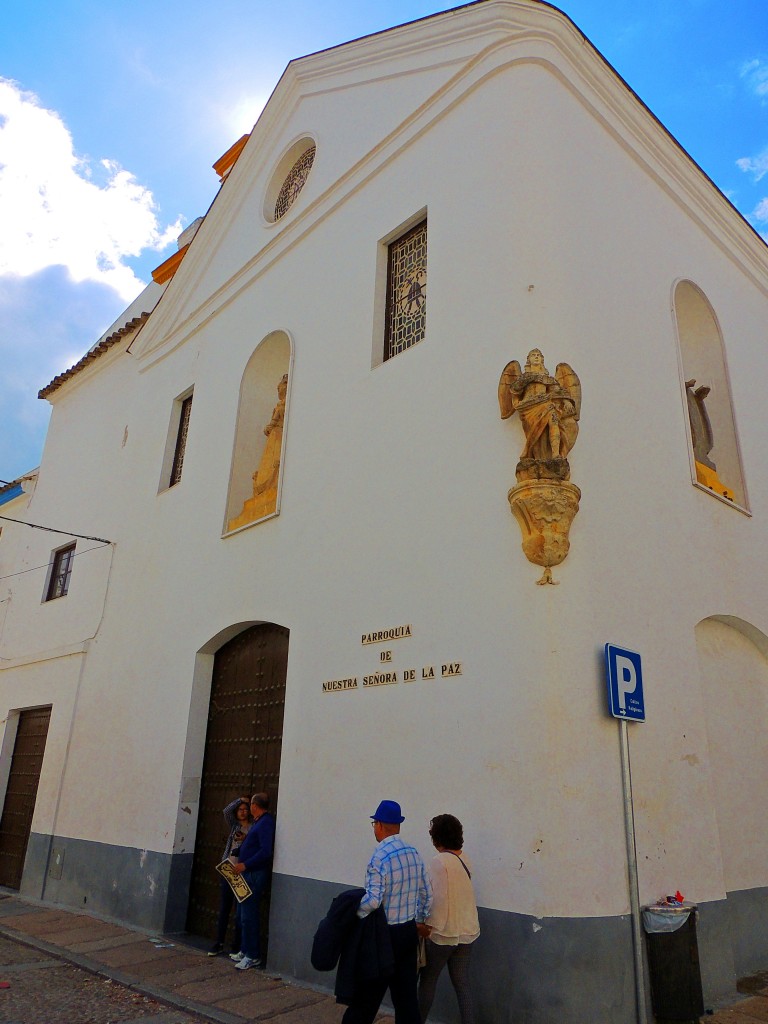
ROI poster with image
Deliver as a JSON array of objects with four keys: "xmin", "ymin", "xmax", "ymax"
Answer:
[{"xmin": 216, "ymin": 860, "xmax": 252, "ymax": 903}]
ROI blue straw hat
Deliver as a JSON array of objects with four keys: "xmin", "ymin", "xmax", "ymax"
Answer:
[{"xmin": 370, "ymin": 800, "xmax": 405, "ymax": 824}]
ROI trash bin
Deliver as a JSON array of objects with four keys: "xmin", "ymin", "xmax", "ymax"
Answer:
[{"xmin": 642, "ymin": 905, "xmax": 704, "ymax": 1023}]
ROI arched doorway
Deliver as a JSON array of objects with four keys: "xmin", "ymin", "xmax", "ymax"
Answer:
[
  {"xmin": 186, "ymin": 623, "xmax": 288, "ymax": 948},
  {"xmin": 695, "ymin": 615, "xmax": 768, "ymax": 977},
  {"xmin": 696, "ymin": 617, "xmax": 768, "ymax": 892}
]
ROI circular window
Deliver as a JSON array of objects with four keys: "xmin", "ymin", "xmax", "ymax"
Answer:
[{"xmin": 264, "ymin": 138, "xmax": 316, "ymax": 224}]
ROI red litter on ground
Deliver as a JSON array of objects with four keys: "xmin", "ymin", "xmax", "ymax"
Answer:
[{"xmin": 0, "ymin": 981, "xmax": 11, "ymax": 989}]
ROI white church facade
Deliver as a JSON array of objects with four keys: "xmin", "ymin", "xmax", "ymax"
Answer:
[{"xmin": 1, "ymin": 2, "xmax": 767, "ymax": 1021}]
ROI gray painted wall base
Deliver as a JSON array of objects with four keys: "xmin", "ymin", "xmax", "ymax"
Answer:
[
  {"xmin": 721, "ymin": 886, "xmax": 768, "ymax": 979},
  {"xmin": 269, "ymin": 874, "xmax": 637, "ymax": 1024},
  {"xmin": 697, "ymin": 897, "xmax": 737, "ymax": 1003},
  {"xmin": 22, "ymin": 832, "xmax": 192, "ymax": 934},
  {"xmin": 268, "ymin": 874, "xmax": 768, "ymax": 1024}
]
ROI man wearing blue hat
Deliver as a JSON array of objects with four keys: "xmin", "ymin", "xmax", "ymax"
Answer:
[{"xmin": 343, "ymin": 799, "xmax": 432, "ymax": 1024}]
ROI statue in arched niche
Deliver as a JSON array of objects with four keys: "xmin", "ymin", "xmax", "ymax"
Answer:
[
  {"xmin": 252, "ymin": 374, "xmax": 288, "ymax": 501},
  {"xmin": 227, "ymin": 374, "xmax": 288, "ymax": 531},
  {"xmin": 684, "ymin": 378, "xmax": 734, "ymax": 501},
  {"xmin": 685, "ymin": 379, "xmax": 714, "ymax": 469}
]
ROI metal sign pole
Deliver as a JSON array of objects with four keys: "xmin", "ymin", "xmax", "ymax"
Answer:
[{"xmin": 619, "ymin": 718, "xmax": 649, "ymax": 1024}]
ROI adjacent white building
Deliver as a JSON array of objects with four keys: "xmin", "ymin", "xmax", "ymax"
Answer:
[{"xmin": 1, "ymin": 2, "xmax": 767, "ymax": 1021}]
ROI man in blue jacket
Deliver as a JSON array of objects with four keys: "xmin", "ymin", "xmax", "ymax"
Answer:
[{"xmin": 231, "ymin": 792, "xmax": 275, "ymax": 970}]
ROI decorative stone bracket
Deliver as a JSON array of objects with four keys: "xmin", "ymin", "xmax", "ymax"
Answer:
[{"xmin": 507, "ymin": 480, "xmax": 581, "ymax": 585}]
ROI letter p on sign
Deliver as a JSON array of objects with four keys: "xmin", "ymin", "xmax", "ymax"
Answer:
[
  {"xmin": 605, "ymin": 644, "xmax": 645, "ymax": 722},
  {"xmin": 616, "ymin": 656, "xmax": 637, "ymax": 711}
]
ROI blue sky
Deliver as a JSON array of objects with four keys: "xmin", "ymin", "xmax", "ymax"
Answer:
[{"xmin": 2, "ymin": 0, "xmax": 767, "ymax": 481}]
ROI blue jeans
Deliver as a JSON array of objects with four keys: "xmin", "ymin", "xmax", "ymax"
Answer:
[{"xmin": 237, "ymin": 868, "xmax": 269, "ymax": 960}]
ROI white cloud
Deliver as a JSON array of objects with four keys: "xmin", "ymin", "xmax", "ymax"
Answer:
[
  {"xmin": 754, "ymin": 197, "xmax": 768, "ymax": 223},
  {"xmin": 736, "ymin": 149, "xmax": 768, "ymax": 183},
  {"xmin": 740, "ymin": 58, "xmax": 768, "ymax": 100},
  {"xmin": 0, "ymin": 78, "xmax": 182, "ymax": 300}
]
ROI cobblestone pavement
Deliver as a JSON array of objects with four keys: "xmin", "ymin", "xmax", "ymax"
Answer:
[
  {"xmin": 0, "ymin": 894, "xmax": 394, "ymax": 1024},
  {"xmin": 0, "ymin": 934, "xmax": 208, "ymax": 1024}
]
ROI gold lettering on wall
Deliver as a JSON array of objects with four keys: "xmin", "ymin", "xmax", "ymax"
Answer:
[
  {"xmin": 363, "ymin": 672, "xmax": 398, "ymax": 687},
  {"xmin": 322, "ymin": 629, "xmax": 463, "ymax": 693},
  {"xmin": 322, "ymin": 663, "xmax": 463, "ymax": 693},
  {"xmin": 322, "ymin": 678, "xmax": 359, "ymax": 692},
  {"xmin": 361, "ymin": 625, "xmax": 413, "ymax": 645}
]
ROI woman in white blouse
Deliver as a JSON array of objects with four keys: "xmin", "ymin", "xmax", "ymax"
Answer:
[{"xmin": 418, "ymin": 814, "xmax": 480, "ymax": 1023}]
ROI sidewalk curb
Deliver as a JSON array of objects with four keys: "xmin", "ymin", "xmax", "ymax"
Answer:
[{"xmin": 0, "ymin": 918, "xmax": 249, "ymax": 1024}]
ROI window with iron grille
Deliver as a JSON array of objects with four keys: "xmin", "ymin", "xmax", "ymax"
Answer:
[
  {"xmin": 45, "ymin": 543, "xmax": 75, "ymax": 601},
  {"xmin": 274, "ymin": 145, "xmax": 316, "ymax": 221},
  {"xmin": 384, "ymin": 220, "xmax": 427, "ymax": 361},
  {"xmin": 170, "ymin": 394, "xmax": 193, "ymax": 486}
]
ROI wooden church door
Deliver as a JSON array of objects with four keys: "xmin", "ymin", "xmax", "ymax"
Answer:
[{"xmin": 186, "ymin": 624, "xmax": 288, "ymax": 942}]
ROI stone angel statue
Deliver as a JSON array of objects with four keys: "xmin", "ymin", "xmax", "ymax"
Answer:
[{"xmin": 498, "ymin": 348, "xmax": 581, "ymax": 480}]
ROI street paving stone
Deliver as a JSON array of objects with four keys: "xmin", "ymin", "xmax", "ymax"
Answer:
[
  {"xmin": 0, "ymin": 945, "xmax": 208, "ymax": 1023},
  {"xmin": 127, "ymin": 953, "xmax": 210, "ymax": 979},
  {"xmin": 707, "ymin": 995, "xmax": 768, "ymax": 1024},
  {"xmin": 215, "ymin": 986, "xmax": 327, "ymax": 1019},
  {"xmin": 162, "ymin": 964, "xmax": 228, "ymax": 989},
  {"xmin": 726, "ymin": 999, "xmax": 768, "ymax": 1021},
  {"xmin": 93, "ymin": 943, "xmax": 182, "ymax": 968},
  {"xmin": 174, "ymin": 970, "xmax": 281, "ymax": 1002},
  {"xmin": 57, "ymin": 919, "xmax": 127, "ymax": 938},
  {"xmin": 1, "ymin": 910, "xmax": 75, "ymax": 933},
  {"xmin": 268, "ymin": 1001, "xmax": 346, "ymax": 1024},
  {"xmin": 68, "ymin": 931, "xmax": 156, "ymax": 953},
  {"xmin": 41, "ymin": 924, "xmax": 123, "ymax": 947},
  {"xmin": 709, "ymin": 1012, "xmax": 768, "ymax": 1024}
]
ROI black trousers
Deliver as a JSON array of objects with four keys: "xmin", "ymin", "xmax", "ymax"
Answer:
[
  {"xmin": 215, "ymin": 876, "xmax": 240, "ymax": 948},
  {"xmin": 342, "ymin": 920, "xmax": 419, "ymax": 1024}
]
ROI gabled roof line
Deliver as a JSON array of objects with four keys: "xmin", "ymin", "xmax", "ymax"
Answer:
[
  {"xmin": 288, "ymin": 0, "xmax": 767, "ymax": 256},
  {"xmin": 38, "ymin": 313, "xmax": 151, "ymax": 400}
]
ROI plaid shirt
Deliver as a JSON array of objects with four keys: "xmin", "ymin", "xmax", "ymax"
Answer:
[{"xmin": 358, "ymin": 835, "xmax": 433, "ymax": 924}]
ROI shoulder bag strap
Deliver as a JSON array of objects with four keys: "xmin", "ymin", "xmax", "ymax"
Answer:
[{"xmin": 446, "ymin": 851, "xmax": 471, "ymax": 879}]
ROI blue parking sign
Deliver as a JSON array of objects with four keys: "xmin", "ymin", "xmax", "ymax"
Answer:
[{"xmin": 605, "ymin": 644, "xmax": 645, "ymax": 722}]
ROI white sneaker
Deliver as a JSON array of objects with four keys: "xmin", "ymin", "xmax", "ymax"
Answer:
[
  {"xmin": 229, "ymin": 951, "xmax": 244, "ymax": 962},
  {"xmin": 235, "ymin": 956, "xmax": 263, "ymax": 970}
]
